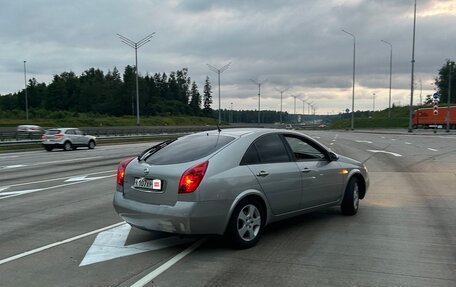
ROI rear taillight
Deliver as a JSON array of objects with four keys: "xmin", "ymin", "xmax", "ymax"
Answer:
[
  {"xmin": 54, "ymin": 134, "xmax": 63, "ymax": 139},
  {"xmin": 178, "ymin": 161, "xmax": 209, "ymax": 194},
  {"xmin": 117, "ymin": 157, "xmax": 135, "ymax": 187},
  {"xmin": 40, "ymin": 134, "xmax": 45, "ymax": 139}
]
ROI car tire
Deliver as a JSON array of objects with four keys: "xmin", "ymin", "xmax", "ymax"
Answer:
[
  {"xmin": 341, "ymin": 177, "xmax": 360, "ymax": 216},
  {"xmin": 88, "ymin": 140, "xmax": 96, "ymax": 149},
  {"xmin": 44, "ymin": 146, "xmax": 53, "ymax": 152},
  {"xmin": 226, "ymin": 198, "xmax": 265, "ymax": 249},
  {"xmin": 63, "ymin": 141, "xmax": 72, "ymax": 151}
]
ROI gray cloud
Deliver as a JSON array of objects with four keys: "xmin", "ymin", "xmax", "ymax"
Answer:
[{"xmin": 1, "ymin": 0, "xmax": 454, "ymax": 113}]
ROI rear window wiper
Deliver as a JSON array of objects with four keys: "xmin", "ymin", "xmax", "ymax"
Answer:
[{"xmin": 138, "ymin": 138, "xmax": 177, "ymax": 161}]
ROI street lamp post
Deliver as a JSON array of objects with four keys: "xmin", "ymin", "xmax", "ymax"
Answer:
[
  {"xmin": 275, "ymin": 87, "xmax": 289, "ymax": 124},
  {"xmin": 23, "ymin": 60, "xmax": 28, "ymax": 121},
  {"xmin": 207, "ymin": 62, "xmax": 231, "ymax": 125},
  {"xmin": 408, "ymin": 0, "xmax": 417, "ymax": 132},
  {"xmin": 251, "ymin": 79, "xmax": 267, "ymax": 124},
  {"xmin": 372, "ymin": 92, "xmax": 376, "ymax": 115},
  {"xmin": 381, "ymin": 40, "xmax": 393, "ymax": 118},
  {"xmin": 447, "ymin": 62, "xmax": 452, "ymax": 132},
  {"xmin": 117, "ymin": 33, "xmax": 155, "ymax": 126},
  {"xmin": 292, "ymin": 95, "xmax": 297, "ymax": 123},
  {"xmin": 342, "ymin": 29, "xmax": 356, "ymax": 130}
]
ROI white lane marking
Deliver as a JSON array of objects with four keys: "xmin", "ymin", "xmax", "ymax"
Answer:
[
  {"xmin": 405, "ymin": 142, "xmax": 412, "ymax": 145},
  {"xmin": 1, "ymin": 188, "xmax": 44, "ymax": 196},
  {"xmin": 80, "ymin": 224, "xmax": 195, "ymax": 266},
  {"xmin": 0, "ymin": 175, "xmax": 115, "ymax": 200},
  {"xmin": 0, "ymin": 170, "xmax": 115, "ymax": 189},
  {"xmin": 0, "ymin": 155, "xmax": 19, "ymax": 159},
  {"xmin": 355, "ymin": 140, "xmax": 373, "ymax": 144},
  {"xmin": 427, "ymin": 148, "xmax": 438, "ymax": 152},
  {"xmin": 391, "ymin": 139, "xmax": 397, "ymax": 141},
  {"xmin": 313, "ymin": 136, "xmax": 321, "ymax": 139},
  {"xmin": 2, "ymin": 164, "xmax": 26, "ymax": 169},
  {"xmin": 64, "ymin": 175, "xmax": 112, "ymax": 182},
  {"xmin": 367, "ymin": 150, "xmax": 402, "ymax": 157},
  {"xmin": 330, "ymin": 143, "xmax": 334, "ymax": 145},
  {"xmin": 0, "ymin": 156, "xmax": 102, "ymax": 169},
  {"xmin": 0, "ymin": 186, "xmax": 11, "ymax": 192},
  {"xmin": 130, "ymin": 239, "xmax": 206, "ymax": 287},
  {"xmin": 0, "ymin": 222, "xmax": 125, "ymax": 266}
]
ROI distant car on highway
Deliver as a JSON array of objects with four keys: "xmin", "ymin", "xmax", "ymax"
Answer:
[
  {"xmin": 16, "ymin": 124, "xmax": 46, "ymax": 140},
  {"xmin": 285, "ymin": 124, "xmax": 293, "ymax": 130},
  {"xmin": 113, "ymin": 128, "xmax": 369, "ymax": 249},
  {"xmin": 41, "ymin": 128, "xmax": 96, "ymax": 151}
]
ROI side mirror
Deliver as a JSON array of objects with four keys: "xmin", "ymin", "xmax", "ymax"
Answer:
[{"xmin": 328, "ymin": 151, "xmax": 339, "ymax": 161}]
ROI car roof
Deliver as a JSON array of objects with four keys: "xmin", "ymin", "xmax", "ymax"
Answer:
[{"xmin": 192, "ymin": 128, "xmax": 306, "ymax": 138}]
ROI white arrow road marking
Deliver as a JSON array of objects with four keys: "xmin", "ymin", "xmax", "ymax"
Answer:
[
  {"xmin": 355, "ymin": 140, "xmax": 373, "ymax": 144},
  {"xmin": 79, "ymin": 224, "xmax": 195, "ymax": 266},
  {"xmin": 427, "ymin": 148, "xmax": 438, "ymax": 152},
  {"xmin": 367, "ymin": 150, "xmax": 402, "ymax": 157},
  {"xmin": 0, "ymin": 222, "xmax": 125, "ymax": 266}
]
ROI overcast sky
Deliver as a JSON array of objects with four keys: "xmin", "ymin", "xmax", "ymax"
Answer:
[{"xmin": 1, "ymin": 0, "xmax": 455, "ymax": 114}]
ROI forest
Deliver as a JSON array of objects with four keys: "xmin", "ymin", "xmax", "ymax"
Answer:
[{"xmin": 0, "ymin": 65, "xmax": 291, "ymax": 124}]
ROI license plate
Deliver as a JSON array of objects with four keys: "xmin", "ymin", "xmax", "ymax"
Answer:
[{"xmin": 134, "ymin": 177, "xmax": 162, "ymax": 191}]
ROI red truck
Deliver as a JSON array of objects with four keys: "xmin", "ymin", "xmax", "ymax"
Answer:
[{"xmin": 412, "ymin": 106, "xmax": 456, "ymax": 129}]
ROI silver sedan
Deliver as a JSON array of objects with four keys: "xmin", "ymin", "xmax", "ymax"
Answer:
[{"xmin": 113, "ymin": 128, "xmax": 369, "ymax": 248}]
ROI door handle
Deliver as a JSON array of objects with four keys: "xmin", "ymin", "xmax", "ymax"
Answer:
[
  {"xmin": 256, "ymin": 170, "xmax": 269, "ymax": 177},
  {"xmin": 301, "ymin": 168, "xmax": 311, "ymax": 173}
]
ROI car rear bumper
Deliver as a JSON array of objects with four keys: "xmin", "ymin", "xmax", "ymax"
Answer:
[
  {"xmin": 113, "ymin": 192, "xmax": 230, "ymax": 235},
  {"xmin": 42, "ymin": 142, "xmax": 65, "ymax": 148}
]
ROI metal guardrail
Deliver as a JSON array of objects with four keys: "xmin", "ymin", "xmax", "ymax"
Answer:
[{"xmin": 0, "ymin": 125, "xmax": 267, "ymax": 146}]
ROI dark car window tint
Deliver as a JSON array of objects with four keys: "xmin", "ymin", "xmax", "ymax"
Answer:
[
  {"xmin": 145, "ymin": 134, "xmax": 235, "ymax": 165},
  {"xmin": 284, "ymin": 136, "xmax": 326, "ymax": 161},
  {"xmin": 254, "ymin": 134, "xmax": 290, "ymax": 163},
  {"xmin": 241, "ymin": 145, "xmax": 260, "ymax": 165}
]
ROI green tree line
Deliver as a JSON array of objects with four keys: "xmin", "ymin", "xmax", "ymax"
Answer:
[{"xmin": 0, "ymin": 66, "xmax": 213, "ymax": 118}]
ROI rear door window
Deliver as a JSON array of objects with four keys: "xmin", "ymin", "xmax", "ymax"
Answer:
[
  {"xmin": 145, "ymin": 134, "xmax": 235, "ymax": 165},
  {"xmin": 242, "ymin": 133, "xmax": 291, "ymax": 164}
]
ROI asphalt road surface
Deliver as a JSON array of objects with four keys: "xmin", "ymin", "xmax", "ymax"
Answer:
[{"xmin": 1, "ymin": 130, "xmax": 455, "ymax": 287}]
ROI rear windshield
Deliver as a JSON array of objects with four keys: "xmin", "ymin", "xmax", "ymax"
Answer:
[
  {"xmin": 46, "ymin": 129, "xmax": 61, "ymax": 135},
  {"xmin": 145, "ymin": 134, "xmax": 235, "ymax": 165}
]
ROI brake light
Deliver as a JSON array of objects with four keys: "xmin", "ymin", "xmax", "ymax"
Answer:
[
  {"xmin": 54, "ymin": 134, "xmax": 63, "ymax": 139},
  {"xmin": 117, "ymin": 157, "xmax": 135, "ymax": 187},
  {"xmin": 41, "ymin": 134, "xmax": 45, "ymax": 139},
  {"xmin": 178, "ymin": 161, "xmax": 208, "ymax": 194}
]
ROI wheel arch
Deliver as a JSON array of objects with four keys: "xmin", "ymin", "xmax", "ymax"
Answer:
[
  {"xmin": 347, "ymin": 172, "xmax": 367, "ymax": 199},
  {"xmin": 224, "ymin": 190, "xmax": 270, "ymax": 233}
]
